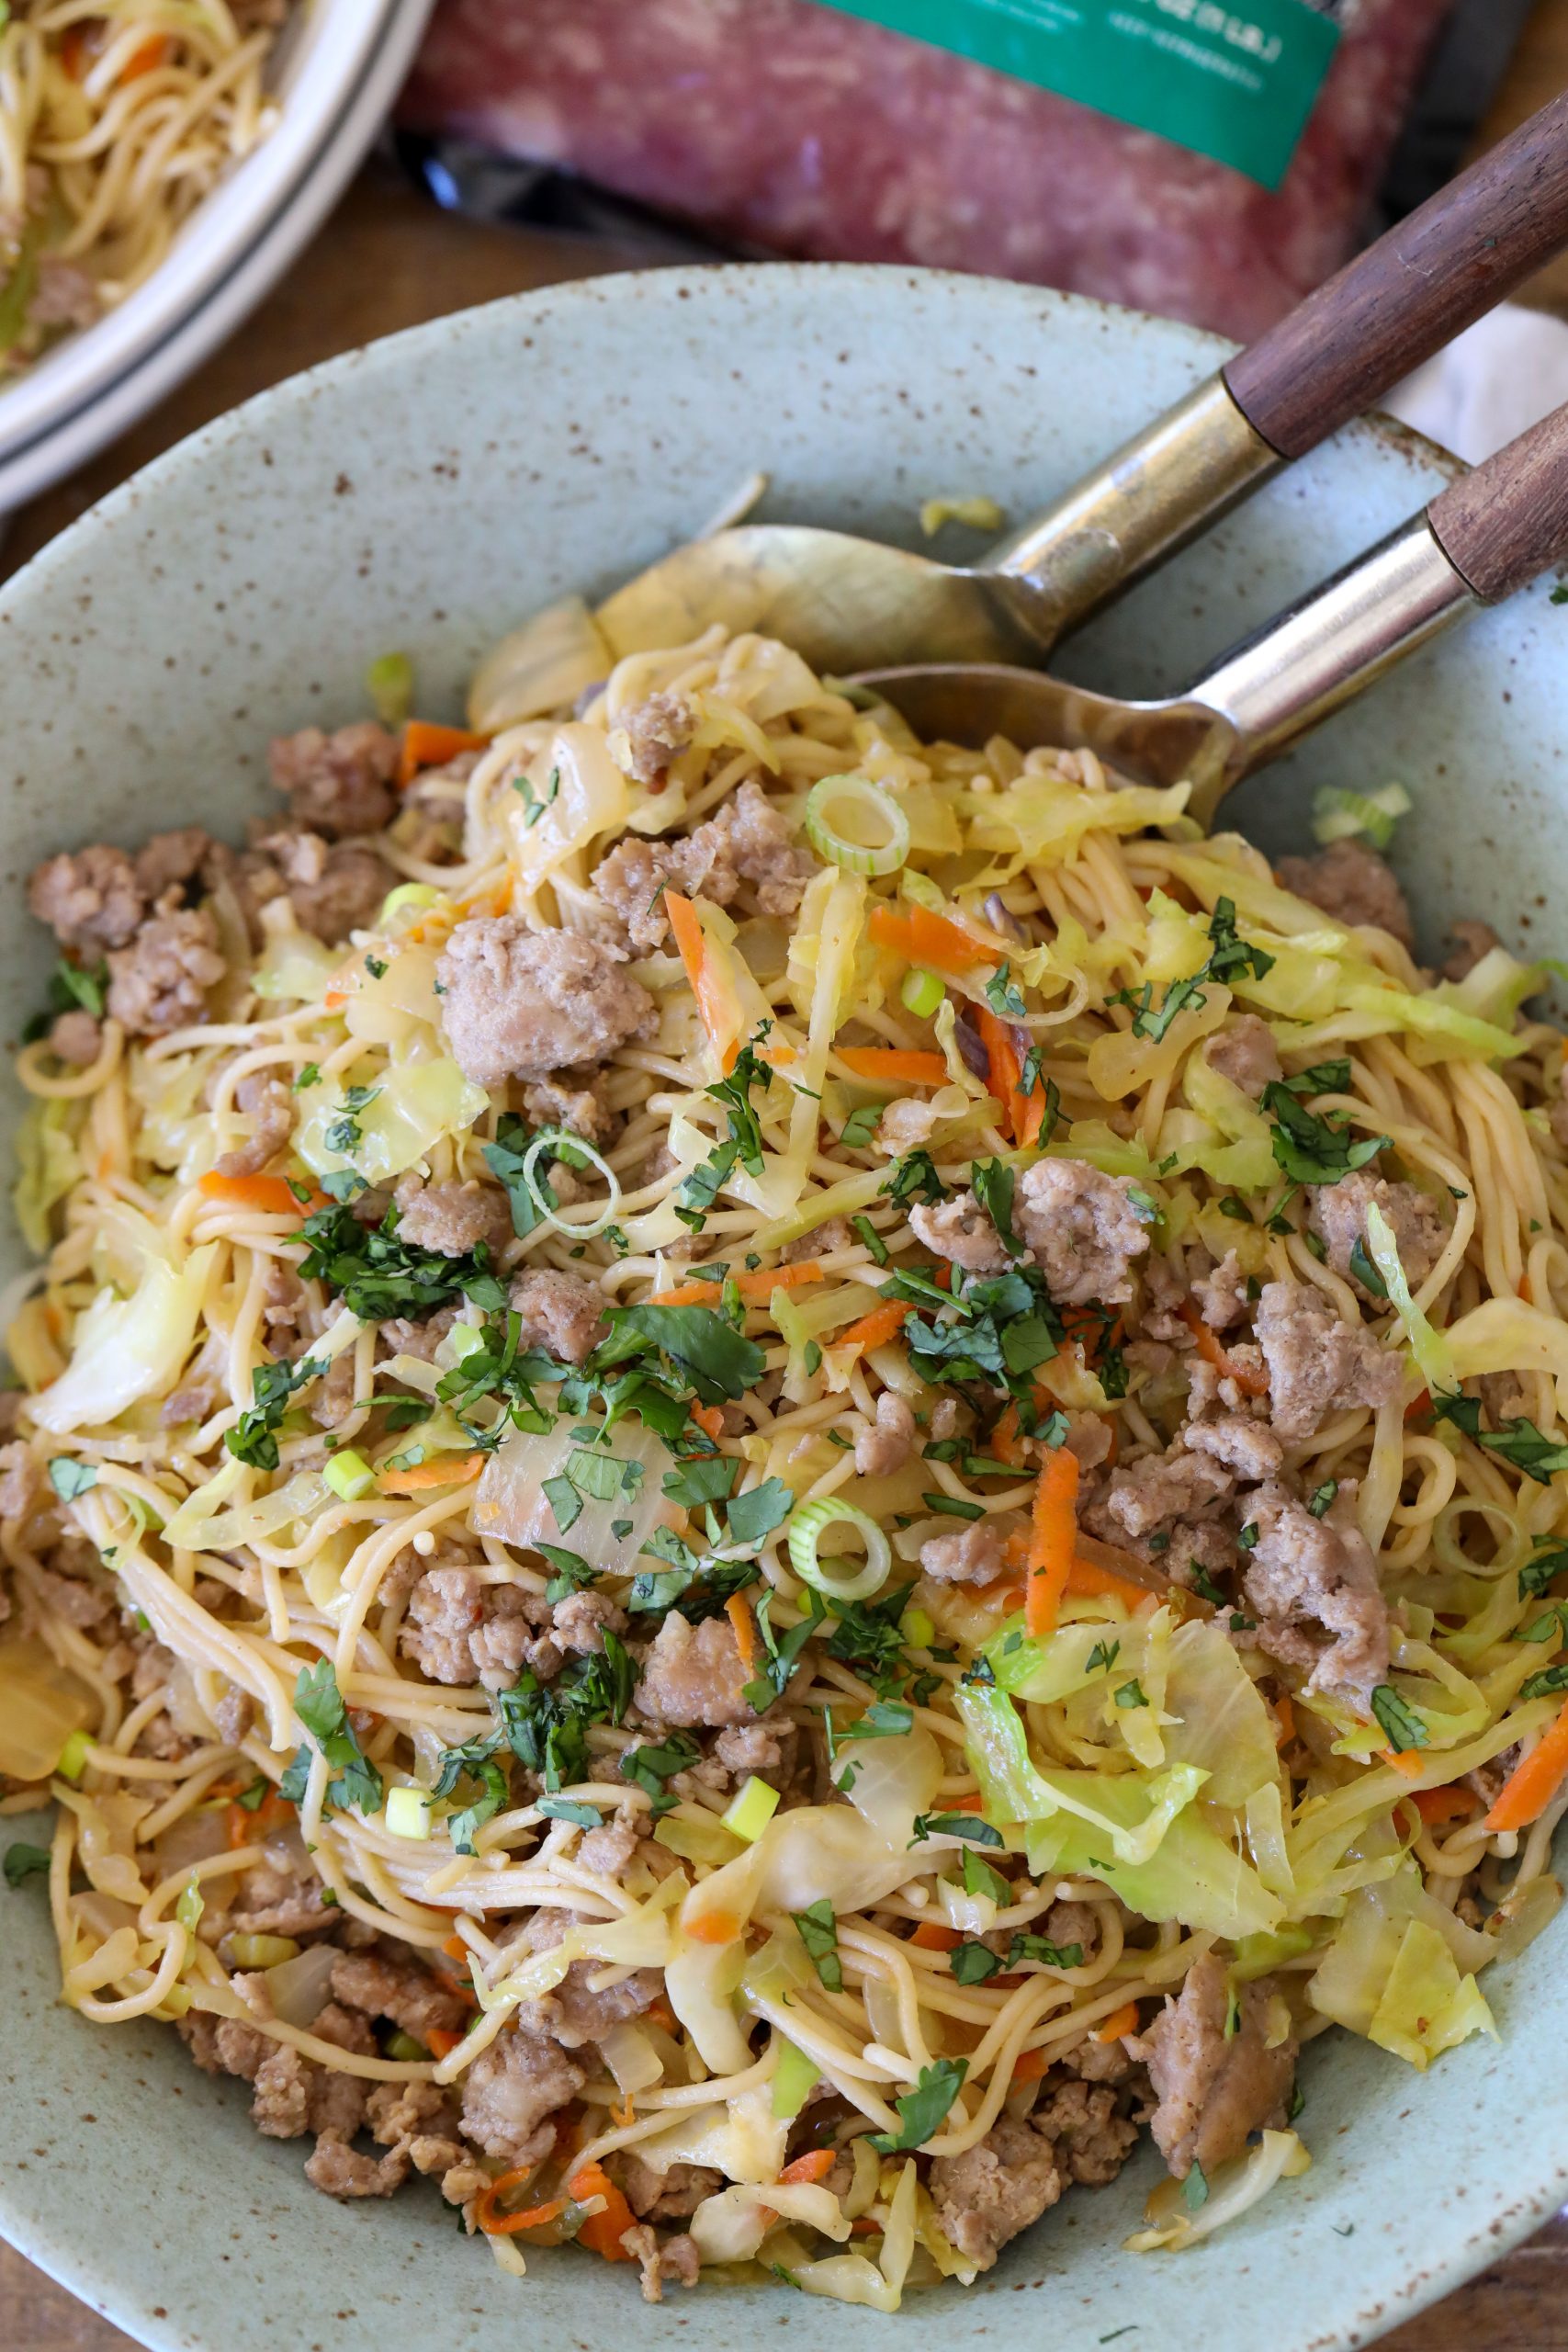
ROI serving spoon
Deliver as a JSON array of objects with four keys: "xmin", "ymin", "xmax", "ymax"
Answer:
[
  {"xmin": 596, "ymin": 92, "xmax": 1568, "ymax": 676},
  {"xmin": 852, "ymin": 397, "xmax": 1568, "ymax": 828}
]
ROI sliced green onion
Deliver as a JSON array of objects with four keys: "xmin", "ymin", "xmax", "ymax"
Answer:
[
  {"xmin": 385, "ymin": 1784, "xmax": 434, "ymax": 1841},
  {"xmin": 323, "ymin": 1447, "xmax": 378, "ymax": 1502},
  {"xmin": 385, "ymin": 2029, "xmax": 430, "ymax": 2063},
  {"xmin": 787, "ymin": 1497, "xmax": 892, "ymax": 1601},
  {"xmin": 721, "ymin": 1774, "xmax": 781, "ymax": 1844},
  {"xmin": 771, "ymin": 2030, "xmax": 821, "ymax": 2120},
  {"xmin": 56, "ymin": 1728, "xmax": 90, "ymax": 1781},
  {"xmin": 520, "ymin": 1126, "xmax": 623, "ymax": 1240},
  {"xmin": 379, "ymin": 882, "xmax": 443, "ymax": 925},
  {"xmin": 900, "ymin": 967, "xmax": 944, "ymax": 1019},
  {"xmin": 175, "ymin": 1876, "xmax": 204, "ymax": 1932},
  {"xmin": 1365, "ymin": 1202, "xmax": 1453, "ymax": 1395},
  {"xmin": 804, "ymin": 775, "xmax": 910, "ymax": 877},
  {"xmin": 902, "ymin": 1604, "xmax": 936, "ymax": 1650},
  {"xmin": 366, "ymin": 650, "xmax": 414, "ymax": 728},
  {"xmin": 1311, "ymin": 782, "xmax": 1412, "ymax": 853},
  {"xmin": 228, "ymin": 1933, "xmax": 300, "ymax": 1969}
]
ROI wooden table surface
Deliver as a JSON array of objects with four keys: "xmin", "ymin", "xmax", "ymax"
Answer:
[{"xmin": 8, "ymin": 7, "xmax": 1568, "ymax": 2345}]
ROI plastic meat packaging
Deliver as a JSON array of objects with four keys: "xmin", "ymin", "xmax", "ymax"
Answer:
[{"xmin": 403, "ymin": 0, "xmax": 1459, "ymax": 340}]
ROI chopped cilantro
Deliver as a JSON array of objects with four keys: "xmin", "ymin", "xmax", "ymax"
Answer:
[
  {"xmin": 1370, "ymin": 1683, "xmax": 1427, "ymax": 1753},
  {"xmin": 295, "ymin": 1194, "xmax": 505, "ymax": 1325},
  {"xmin": 4, "ymin": 1842, "xmax": 51, "ymax": 1888},
  {"xmin": 882, "ymin": 1148, "xmax": 946, "ymax": 1208},
  {"xmin": 1009, "ymin": 1931, "xmax": 1084, "ymax": 1969},
  {"xmin": 226, "ymin": 1354, "xmax": 325, "ymax": 1470},
  {"xmin": 792, "ymin": 1898, "xmax": 843, "ymax": 1992},
  {"xmin": 868, "ymin": 2057, "xmax": 968, "ymax": 2154},
  {"xmin": 288, "ymin": 1660, "xmax": 383, "ymax": 1815},
  {"xmin": 909, "ymin": 1812, "xmax": 1004, "ymax": 1848},
  {"xmin": 950, "ymin": 1940, "xmax": 1001, "ymax": 1984},
  {"xmin": 47, "ymin": 1457, "xmax": 96, "ymax": 1501},
  {"xmin": 984, "ymin": 961, "xmax": 1026, "ymax": 1020},
  {"xmin": 1260, "ymin": 1081, "xmax": 1389, "ymax": 1188},
  {"xmin": 852, "ymin": 1213, "xmax": 889, "ymax": 1266},
  {"xmin": 840, "ymin": 1102, "xmax": 883, "ymax": 1150}
]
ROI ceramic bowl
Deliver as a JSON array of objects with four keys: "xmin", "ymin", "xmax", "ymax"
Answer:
[
  {"xmin": 1, "ymin": 265, "xmax": 1564, "ymax": 2352},
  {"xmin": 0, "ymin": 1, "xmax": 434, "ymax": 506}
]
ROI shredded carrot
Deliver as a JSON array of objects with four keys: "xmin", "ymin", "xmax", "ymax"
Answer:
[
  {"xmin": 1272, "ymin": 1695, "xmax": 1296, "ymax": 1750},
  {"xmin": 1486, "ymin": 1698, "xmax": 1568, "ymax": 1831},
  {"xmin": 850, "ymin": 2216, "xmax": 884, "ymax": 2236},
  {"xmin": 424, "ymin": 2025, "xmax": 464, "ymax": 2059},
  {"xmin": 908, "ymin": 1920, "xmax": 962, "ymax": 1951},
  {"xmin": 567, "ymin": 2162, "xmax": 637, "ymax": 2260},
  {"xmin": 225, "ymin": 1785, "xmax": 289, "ymax": 1848},
  {"xmin": 397, "ymin": 720, "xmax": 488, "ymax": 788},
  {"xmin": 477, "ymin": 2165, "xmax": 569, "ymax": 2237},
  {"xmin": 1066, "ymin": 1555, "xmax": 1158, "ymax": 1613},
  {"xmin": 651, "ymin": 1261, "xmax": 822, "ymax": 1307},
  {"xmin": 725, "ymin": 1592, "xmax": 758, "ymax": 1670},
  {"xmin": 1095, "ymin": 1998, "xmax": 1140, "ymax": 2043},
  {"xmin": 990, "ymin": 1402, "xmax": 1024, "ymax": 1468},
  {"xmin": 685, "ymin": 1909, "xmax": 743, "ymax": 1946},
  {"xmin": 1413, "ymin": 1783, "xmax": 1476, "ymax": 1826},
  {"xmin": 1178, "ymin": 1301, "xmax": 1269, "ymax": 1397},
  {"xmin": 840, "ymin": 1264, "xmax": 948, "ymax": 1356},
  {"xmin": 975, "ymin": 1005, "xmax": 1040, "ymax": 1144},
  {"xmin": 644, "ymin": 1996, "xmax": 677, "ymax": 2032},
  {"xmin": 777, "ymin": 2148, "xmax": 839, "ymax": 2187},
  {"xmin": 839, "ymin": 1298, "xmax": 911, "ymax": 1354},
  {"xmin": 942, "ymin": 1789, "xmax": 986, "ymax": 1812},
  {"xmin": 1024, "ymin": 1446, "xmax": 1080, "ymax": 1638},
  {"xmin": 442, "ymin": 1933, "xmax": 470, "ymax": 1963},
  {"xmin": 122, "ymin": 31, "xmax": 172, "ymax": 76},
  {"xmin": 1380, "ymin": 1746, "xmax": 1426, "ymax": 1781},
  {"xmin": 377, "ymin": 1451, "xmax": 488, "ymax": 1496},
  {"xmin": 197, "ymin": 1170, "xmax": 305, "ymax": 1216},
  {"xmin": 1403, "ymin": 1388, "xmax": 1432, "ymax": 1424},
  {"xmin": 836, "ymin": 1046, "xmax": 951, "ymax": 1086},
  {"xmin": 1520, "ymin": 1273, "xmax": 1534, "ymax": 1306},
  {"xmin": 1011, "ymin": 2047, "xmax": 1049, "ymax": 2084},
  {"xmin": 688, "ymin": 1402, "xmax": 725, "ymax": 1444},
  {"xmin": 665, "ymin": 891, "xmax": 740, "ymax": 1071},
  {"xmin": 866, "ymin": 902, "xmax": 1002, "ymax": 974}
]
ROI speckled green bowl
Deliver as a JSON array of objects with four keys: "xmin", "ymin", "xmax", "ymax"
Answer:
[{"xmin": 2, "ymin": 266, "xmax": 1565, "ymax": 2352}]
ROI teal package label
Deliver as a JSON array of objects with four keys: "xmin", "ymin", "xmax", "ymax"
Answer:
[{"xmin": 817, "ymin": 0, "xmax": 1343, "ymax": 192}]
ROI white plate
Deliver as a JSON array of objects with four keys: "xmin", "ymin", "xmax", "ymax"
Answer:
[
  {"xmin": 0, "ymin": 2, "xmax": 434, "ymax": 512},
  {"xmin": 0, "ymin": 2, "xmax": 431, "ymax": 479}
]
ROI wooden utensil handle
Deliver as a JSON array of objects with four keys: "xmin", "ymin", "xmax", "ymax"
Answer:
[
  {"xmin": 1224, "ymin": 91, "xmax": 1568, "ymax": 459},
  {"xmin": 1427, "ymin": 401, "xmax": 1568, "ymax": 604}
]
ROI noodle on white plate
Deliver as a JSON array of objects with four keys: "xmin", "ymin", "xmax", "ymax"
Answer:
[{"xmin": 0, "ymin": 0, "xmax": 295, "ymax": 375}]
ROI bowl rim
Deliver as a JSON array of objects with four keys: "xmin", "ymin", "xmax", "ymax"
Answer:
[
  {"xmin": 1, "ymin": 262, "xmax": 1551, "ymax": 2352},
  {"xmin": 0, "ymin": 0, "xmax": 429, "ymax": 466}
]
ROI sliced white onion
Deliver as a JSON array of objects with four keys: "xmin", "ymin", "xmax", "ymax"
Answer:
[
  {"xmin": 804, "ymin": 775, "xmax": 910, "ymax": 877},
  {"xmin": 264, "ymin": 1940, "xmax": 341, "ymax": 2028},
  {"xmin": 602, "ymin": 2021, "xmax": 665, "ymax": 2095}
]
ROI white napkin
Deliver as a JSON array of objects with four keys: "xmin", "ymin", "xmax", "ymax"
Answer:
[{"xmin": 1385, "ymin": 301, "xmax": 1568, "ymax": 464}]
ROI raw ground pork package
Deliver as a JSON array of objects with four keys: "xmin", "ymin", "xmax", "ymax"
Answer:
[{"xmin": 402, "ymin": 0, "xmax": 1467, "ymax": 340}]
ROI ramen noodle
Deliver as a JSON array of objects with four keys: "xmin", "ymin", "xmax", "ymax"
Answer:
[
  {"xmin": 3, "ymin": 602, "xmax": 1566, "ymax": 2301},
  {"xmin": 0, "ymin": 1, "xmax": 296, "ymax": 377}
]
